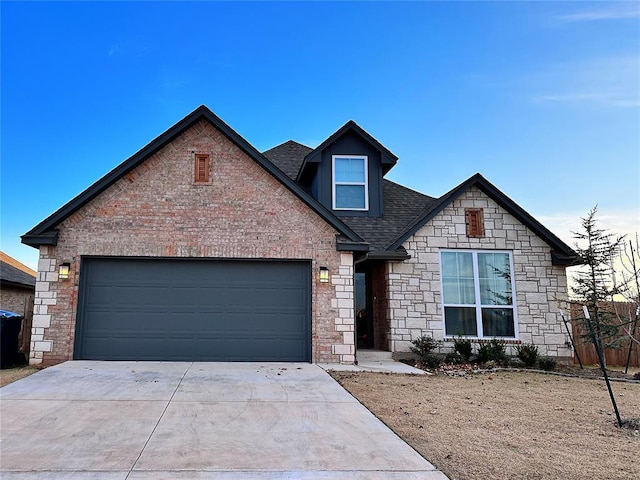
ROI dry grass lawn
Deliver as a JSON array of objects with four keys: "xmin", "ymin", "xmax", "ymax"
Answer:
[
  {"xmin": 331, "ymin": 370, "xmax": 640, "ymax": 480},
  {"xmin": 0, "ymin": 366, "xmax": 39, "ymax": 387}
]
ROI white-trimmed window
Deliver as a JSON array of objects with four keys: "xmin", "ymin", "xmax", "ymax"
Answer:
[
  {"xmin": 332, "ymin": 155, "xmax": 368, "ymax": 210},
  {"xmin": 440, "ymin": 250, "xmax": 517, "ymax": 338}
]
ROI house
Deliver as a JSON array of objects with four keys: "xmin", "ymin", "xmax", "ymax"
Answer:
[
  {"xmin": 22, "ymin": 106, "xmax": 578, "ymax": 366},
  {"xmin": 0, "ymin": 251, "xmax": 36, "ymax": 353},
  {"xmin": 0, "ymin": 252, "xmax": 37, "ymax": 315}
]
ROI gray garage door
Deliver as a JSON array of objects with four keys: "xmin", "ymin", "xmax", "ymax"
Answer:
[{"xmin": 74, "ymin": 258, "xmax": 311, "ymax": 361}]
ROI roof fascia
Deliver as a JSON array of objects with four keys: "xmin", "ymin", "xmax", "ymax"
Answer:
[
  {"xmin": 336, "ymin": 239, "xmax": 370, "ymax": 252},
  {"xmin": 21, "ymin": 231, "xmax": 59, "ymax": 248},
  {"xmin": 355, "ymin": 250, "xmax": 411, "ymax": 263},
  {"xmin": 0, "ymin": 279, "xmax": 36, "ymax": 290},
  {"xmin": 21, "ymin": 106, "xmax": 365, "ymax": 247},
  {"xmin": 388, "ymin": 173, "xmax": 579, "ymax": 263}
]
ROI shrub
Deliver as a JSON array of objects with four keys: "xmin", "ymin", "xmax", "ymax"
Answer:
[
  {"xmin": 445, "ymin": 351, "xmax": 464, "ymax": 364},
  {"xmin": 477, "ymin": 339, "xmax": 507, "ymax": 364},
  {"xmin": 410, "ymin": 336, "xmax": 441, "ymax": 358},
  {"xmin": 422, "ymin": 354, "xmax": 443, "ymax": 369},
  {"xmin": 516, "ymin": 344, "xmax": 539, "ymax": 368},
  {"xmin": 410, "ymin": 336, "xmax": 442, "ymax": 370},
  {"xmin": 538, "ymin": 357, "xmax": 557, "ymax": 371},
  {"xmin": 453, "ymin": 337, "xmax": 473, "ymax": 361}
]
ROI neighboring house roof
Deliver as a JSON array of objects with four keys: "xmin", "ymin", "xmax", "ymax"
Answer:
[
  {"xmin": 21, "ymin": 106, "xmax": 366, "ymax": 249},
  {"xmin": 0, "ymin": 253, "xmax": 36, "ymax": 290},
  {"xmin": 0, "ymin": 252, "xmax": 37, "ymax": 277},
  {"xmin": 388, "ymin": 173, "xmax": 579, "ymax": 265}
]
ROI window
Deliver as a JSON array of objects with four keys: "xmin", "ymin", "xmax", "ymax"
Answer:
[
  {"xmin": 194, "ymin": 154, "xmax": 210, "ymax": 183},
  {"xmin": 440, "ymin": 250, "xmax": 517, "ymax": 338},
  {"xmin": 465, "ymin": 208, "xmax": 484, "ymax": 237},
  {"xmin": 332, "ymin": 155, "xmax": 368, "ymax": 210}
]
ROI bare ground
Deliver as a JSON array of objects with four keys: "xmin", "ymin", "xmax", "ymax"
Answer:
[
  {"xmin": 330, "ymin": 370, "xmax": 640, "ymax": 480},
  {"xmin": 0, "ymin": 366, "xmax": 39, "ymax": 387}
]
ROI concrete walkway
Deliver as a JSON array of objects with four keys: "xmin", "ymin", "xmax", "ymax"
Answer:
[
  {"xmin": 0, "ymin": 361, "xmax": 447, "ymax": 479},
  {"xmin": 319, "ymin": 350, "xmax": 426, "ymax": 375}
]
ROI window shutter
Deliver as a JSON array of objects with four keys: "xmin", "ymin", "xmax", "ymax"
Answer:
[
  {"xmin": 194, "ymin": 154, "xmax": 210, "ymax": 183},
  {"xmin": 465, "ymin": 208, "xmax": 484, "ymax": 237}
]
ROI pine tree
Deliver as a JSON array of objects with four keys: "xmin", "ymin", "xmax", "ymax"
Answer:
[{"xmin": 571, "ymin": 206, "xmax": 625, "ymax": 427}]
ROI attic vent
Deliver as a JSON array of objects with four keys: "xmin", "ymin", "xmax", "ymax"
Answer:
[
  {"xmin": 465, "ymin": 208, "xmax": 484, "ymax": 237},
  {"xmin": 194, "ymin": 154, "xmax": 210, "ymax": 183}
]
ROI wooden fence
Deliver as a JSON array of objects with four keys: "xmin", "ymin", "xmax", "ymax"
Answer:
[
  {"xmin": 18, "ymin": 294, "xmax": 33, "ymax": 355},
  {"xmin": 570, "ymin": 302, "xmax": 640, "ymax": 367}
]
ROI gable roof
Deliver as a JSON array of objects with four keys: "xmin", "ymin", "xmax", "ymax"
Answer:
[
  {"xmin": 388, "ymin": 173, "xmax": 579, "ymax": 266},
  {"xmin": 267, "ymin": 139, "xmax": 578, "ymax": 264},
  {"xmin": 262, "ymin": 141, "xmax": 437, "ymax": 253},
  {"xmin": 0, "ymin": 254, "xmax": 36, "ymax": 290},
  {"xmin": 22, "ymin": 106, "xmax": 366, "ymax": 249},
  {"xmin": 0, "ymin": 252, "xmax": 37, "ymax": 277},
  {"xmin": 296, "ymin": 120, "xmax": 399, "ymax": 182}
]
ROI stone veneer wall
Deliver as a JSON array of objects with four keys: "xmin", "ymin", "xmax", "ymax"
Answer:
[
  {"xmin": 387, "ymin": 186, "xmax": 571, "ymax": 358},
  {"xmin": 30, "ymin": 119, "xmax": 354, "ymax": 365}
]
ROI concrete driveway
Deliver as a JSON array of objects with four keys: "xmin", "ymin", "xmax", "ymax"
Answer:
[{"xmin": 0, "ymin": 361, "xmax": 447, "ymax": 479}]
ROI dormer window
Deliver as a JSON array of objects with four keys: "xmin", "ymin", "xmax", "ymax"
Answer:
[{"xmin": 332, "ymin": 155, "xmax": 368, "ymax": 210}]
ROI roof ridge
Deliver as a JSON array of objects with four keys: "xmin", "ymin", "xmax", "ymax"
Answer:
[
  {"xmin": 382, "ymin": 178, "xmax": 437, "ymax": 201},
  {"xmin": 263, "ymin": 139, "xmax": 313, "ymax": 153}
]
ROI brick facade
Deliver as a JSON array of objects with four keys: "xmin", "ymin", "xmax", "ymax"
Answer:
[
  {"xmin": 30, "ymin": 119, "xmax": 354, "ymax": 365},
  {"xmin": 387, "ymin": 186, "xmax": 571, "ymax": 358},
  {"xmin": 0, "ymin": 286, "xmax": 33, "ymax": 318}
]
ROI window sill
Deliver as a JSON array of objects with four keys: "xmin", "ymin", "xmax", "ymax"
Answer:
[{"xmin": 443, "ymin": 337, "xmax": 521, "ymax": 344}]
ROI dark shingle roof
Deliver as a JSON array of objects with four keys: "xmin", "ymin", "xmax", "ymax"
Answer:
[
  {"xmin": 262, "ymin": 141, "xmax": 436, "ymax": 251},
  {"xmin": 342, "ymin": 181, "xmax": 436, "ymax": 251},
  {"xmin": 263, "ymin": 140, "xmax": 312, "ymax": 179},
  {"xmin": 0, "ymin": 261, "xmax": 36, "ymax": 289}
]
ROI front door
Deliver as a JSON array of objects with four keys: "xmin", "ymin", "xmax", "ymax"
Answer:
[{"xmin": 355, "ymin": 271, "xmax": 373, "ymax": 349}]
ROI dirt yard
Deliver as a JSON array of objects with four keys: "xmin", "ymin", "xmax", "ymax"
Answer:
[
  {"xmin": 0, "ymin": 366, "xmax": 38, "ymax": 387},
  {"xmin": 331, "ymin": 370, "xmax": 640, "ymax": 480}
]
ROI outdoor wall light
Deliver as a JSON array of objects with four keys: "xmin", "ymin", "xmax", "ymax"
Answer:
[
  {"xmin": 319, "ymin": 267, "xmax": 329, "ymax": 283},
  {"xmin": 59, "ymin": 263, "xmax": 71, "ymax": 280}
]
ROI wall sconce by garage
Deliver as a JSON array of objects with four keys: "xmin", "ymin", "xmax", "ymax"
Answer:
[
  {"xmin": 58, "ymin": 263, "xmax": 71, "ymax": 280},
  {"xmin": 319, "ymin": 266, "xmax": 329, "ymax": 283}
]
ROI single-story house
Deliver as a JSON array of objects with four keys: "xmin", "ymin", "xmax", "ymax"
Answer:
[
  {"xmin": 0, "ymin": 251, "xmax": 36, "ymax": 353},
  {"xmin": 22, "ymin": 105, "xmax": 578, "ymax": 365},
  {"xmin": 0, "ymin": 252, "xmax": 37, "ymax": 315}
]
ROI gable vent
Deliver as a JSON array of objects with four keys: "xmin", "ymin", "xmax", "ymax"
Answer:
[
  {"xmin": 194, "ymin": 154, "xmax": 210, "ymax": 183},
  {"xmin": 465, "ymin": 208, "xmax": 484, "ymax": 237}
]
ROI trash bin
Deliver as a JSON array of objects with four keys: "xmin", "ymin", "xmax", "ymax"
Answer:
[{"xmin": 0, "ymin": 310, "xmax": 23, "ymax": 369}]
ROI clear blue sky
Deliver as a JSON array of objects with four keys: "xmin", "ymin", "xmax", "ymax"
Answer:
[{"xmin": 2, "ymin": 1, "xmax": 639, "ymax": 269}]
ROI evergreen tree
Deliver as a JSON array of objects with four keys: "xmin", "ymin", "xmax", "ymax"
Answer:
[{"xmin": 571, "ymin": 206, "xmax": 625, "ymax": 427}]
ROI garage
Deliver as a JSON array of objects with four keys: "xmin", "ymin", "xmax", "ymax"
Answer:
[{"xmin": 73, "ymin": 258, "xmax": 311, "ymax": 361}]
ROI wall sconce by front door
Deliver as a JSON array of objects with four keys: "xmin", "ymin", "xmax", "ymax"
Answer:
[
  {"xmin": 59, "ymin": 263, "xmax": 71, "ymax": 280},
  {"xmin": 319, "ymin": 266, "xmax": 329, "ymax": 283}
]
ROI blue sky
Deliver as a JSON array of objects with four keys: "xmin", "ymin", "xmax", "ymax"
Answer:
[{"xmin": 2, "ymin": 1, "xmax": 639, "ymax": 269}]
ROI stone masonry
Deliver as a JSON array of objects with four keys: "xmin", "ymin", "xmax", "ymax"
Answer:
[
  {"xmin": 30, "ymin": 119, "xmax": 354, "ymax": 365},
  {"xmin": 387, "ymin": 186, "xmax": 571, "ymax": 358}
]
